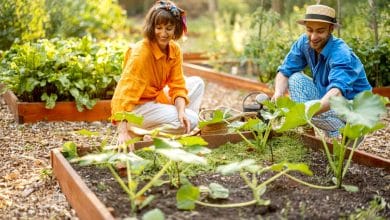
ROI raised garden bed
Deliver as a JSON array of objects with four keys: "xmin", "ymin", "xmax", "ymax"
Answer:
[
  {"xmin": 51, "ymin": 133, "xmax": 390, "ymax": 219},
  {"xmin": 2, "ymin": 89, "xmax": 111, "ymax": 123},
  {"xmin": 2, "ymin": 63, "xmax": 388, "ymax": 124}
]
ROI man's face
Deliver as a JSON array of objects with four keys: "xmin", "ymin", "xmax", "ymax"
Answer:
[{"xmin": 305, "ymin": 21, "xmax": 333, "ymax": 53}]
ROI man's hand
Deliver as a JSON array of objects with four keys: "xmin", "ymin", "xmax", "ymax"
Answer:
[{"xmin": 272, "ymin": 72, "xmax": 289, "ymax": 102}]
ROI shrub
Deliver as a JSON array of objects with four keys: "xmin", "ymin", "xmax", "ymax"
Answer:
[{"xmin": 0, "ymin": 37, "xmax": 126, "ymax": 111}]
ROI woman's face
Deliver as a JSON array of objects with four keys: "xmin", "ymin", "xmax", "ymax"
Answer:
[{"xmin": 154, "ymin": 22, "xmax": 175, "ymax": 52}]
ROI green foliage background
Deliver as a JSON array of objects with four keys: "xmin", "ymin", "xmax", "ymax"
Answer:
[{"xmin": 0, "ymin": 0, "xmax": 128, "ymax": 51}]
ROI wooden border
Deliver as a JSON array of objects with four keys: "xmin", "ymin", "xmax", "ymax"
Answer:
[
  {"xmin": 51, "ymin": 132, "xmax": 390, "ymax": 219},
  {"xmin": 51, "ymin": 149, "xmax": 115, "ymax": 220},
  {"xmin": 2, "ymin": 90, "xmax": 111, "ymax": 124},
  {"xmin": 183, "ymin": 63, "xmax": 274, "ymax": 96},
  {"xmin": 373, "ymin": 87, "xmax": 390, "ymax": 99},
  {"xmin": 301, "ymin": 134, "xmax": 390, "ymax": 171}
]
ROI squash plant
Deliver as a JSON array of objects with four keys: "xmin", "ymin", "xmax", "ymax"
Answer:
[
  {"xmin": 65, "ymin": 112, "xmax": 210, "ymax": 215},
  {"xmin": 276, "ymin": 91, "xmax": 388, "ymax": 190},
  {"xmin": 0, "ymin": 36, "xmax": 126, "ymax": 111},
  {"xmin": 177, "ymin": 159, "xmax": 338, "ymax": 210}
]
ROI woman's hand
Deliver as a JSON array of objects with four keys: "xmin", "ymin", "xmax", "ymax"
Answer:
[
  {"xmin": 117, "ymin": 121, "xmax": 134, "ymax": 151},
  {"xmin": 175, "ymin": 97, "xmax": 191, "ymax": 133}
]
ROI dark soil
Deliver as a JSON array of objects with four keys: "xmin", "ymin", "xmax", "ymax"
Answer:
[{"xmin": 73, "ymin": 148, "xmax": 390, "ymax": 220}]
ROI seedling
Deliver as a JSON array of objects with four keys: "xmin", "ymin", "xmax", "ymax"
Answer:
[
  {"xmin": 176, "ymin": 159, "xmax": 335, "ymax": 210},
  {"xmin": 67, "ymin": 111, "xmax": 209, "ymax": 215}
]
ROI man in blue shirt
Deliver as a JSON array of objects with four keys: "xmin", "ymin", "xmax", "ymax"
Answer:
[{"xmin": 272, "ymin": 4, "xmax": 372, "ymax": 137}]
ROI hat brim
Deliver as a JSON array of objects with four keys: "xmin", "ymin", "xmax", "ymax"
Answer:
[{"xmin": 297, "ymin": 19, "xmax": 340, "ymax": 28}]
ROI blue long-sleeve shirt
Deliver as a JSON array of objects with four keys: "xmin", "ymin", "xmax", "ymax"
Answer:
[{"xmin": 278, "ymin": 34, "xmax": 372, "ymax": 100}]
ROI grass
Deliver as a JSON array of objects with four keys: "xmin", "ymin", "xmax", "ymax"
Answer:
[{"xmin": 136, "ymin": 132, "xmax": 309, "ymax": 179}]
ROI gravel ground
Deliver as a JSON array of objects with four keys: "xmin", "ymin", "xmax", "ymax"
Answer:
[{"xmin": 0, "ymin": 81, "xmax": 388, "ymax": 219}]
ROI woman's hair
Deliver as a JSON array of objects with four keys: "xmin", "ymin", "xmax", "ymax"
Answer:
[{"xmin": 143, "ymin": 0, "xmax": 186, "ymax": 41}]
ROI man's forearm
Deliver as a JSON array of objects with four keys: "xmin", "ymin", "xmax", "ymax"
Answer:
[
  {"xmin": 273, "ymin": 72, "xmax": 289, "ymax": 99},
  {"xmin": 318, "ymin": 87, "xmax": 342, "ymax": 114}
]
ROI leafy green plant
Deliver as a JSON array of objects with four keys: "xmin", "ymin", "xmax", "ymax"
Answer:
[
  {"xmin": 68, "ymin": 112, "xmax": 209, "ymax": 215},
  {"xmin": 176, "ymin": 159, "xmax": 335, "ymax": 210},
  {"xmin": 274, "ymin": 91, "xmax": 388, "ymax": 190},
  {"xmin": 0, "ymin": 37, "xmax": 126, "ymax": 111}
]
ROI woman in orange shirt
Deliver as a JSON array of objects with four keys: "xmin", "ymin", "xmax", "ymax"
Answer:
[{"xmin": 111, "ymin": 0, "xmax": 204, "ymax": 147}]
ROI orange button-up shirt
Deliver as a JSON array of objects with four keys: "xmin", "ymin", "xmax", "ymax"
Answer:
[{"xmin": 111, "ymin": 39, "xmax": 189, "ymax": 115}]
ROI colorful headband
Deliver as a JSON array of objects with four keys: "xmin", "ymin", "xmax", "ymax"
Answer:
[{"xmin": 155, "ymin": 0, "xmax": 187, "ymax": 35}]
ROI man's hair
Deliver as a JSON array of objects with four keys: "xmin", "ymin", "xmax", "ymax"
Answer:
[{"xmin": 143, "ymin": 1, "xmax": 184, "ymax": 41}]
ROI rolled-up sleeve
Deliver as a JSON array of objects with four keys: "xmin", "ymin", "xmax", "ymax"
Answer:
[
  {"xmin": 277, "ymin": 35, "xmax": 307, "ymax": 77},
  {"xmin": 327, "ymin": 50, "xmax": 357, "ymax": 97},
  {"xmin": 111, "ymin": 49, "xmax": 147, "ymax": 115}
]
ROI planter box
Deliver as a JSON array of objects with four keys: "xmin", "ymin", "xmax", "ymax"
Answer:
[
  {"xmin": 183, "ymin": 63, "xmax": 274, "ymax": 96},
  {"xmin": 2, "ymin": 90, "xmax": 111, "ymax": 124},
  {"xmin": 51, "ymin": 133, "xmax": 390, "ymax": 220}
]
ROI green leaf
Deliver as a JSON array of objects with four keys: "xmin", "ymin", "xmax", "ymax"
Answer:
[
  {"xmin": 184, "ymin": 145, "xmax": 212, "ymax": 155},
  {"xmin": 178, "ymin": 136, "xmax": 208, "ymax": 146},
  {"xmin": 342, "ymin": 184, "xmax": 359, "ymax": 192},
  {"xmin": 176, "ymin": 184, "xmax": 200, "ymax": 210},
  {"xmin": 238, "ymin": 118, "xmax": 267, "ymax": 132},
  {"xmin": 142, "ymin": 208, "xmax": 165, "ymax": 220},
  {"xmin": 75, "ymin": 129, "xmax": 100, "ymax": 137},
  {"xmin": 153, "ymin": 138, "xmax": 182, "ymax": 149},
  {"xmin": 270, "ymin": 162, "xmax": 313, "ymax": 176},
  {"xmin": 62, "ymin": 141, "xmax": 78, "ymax": 159},
  {"xmin": 139, "ymin": 195, "xmax": 155, "ymax": 210},
  {"xmin": 110, "ymin": 112, "xmax": 144, "ymax": 125},
  {"xmin": 199, "ymin": 110, "xmax": 225, "ymax": 128},
  {"xmin": 156, "ymin": 148, "xmax": 207, "ymax": 165},
  {"xmin": 330, "ymin": 91, "xmax": 387, "ymax": 128},
  {"xmin": 217, "ymin": 159, "xmax": 256, "ymax": 175},
  {"xmin": 208, "ymin": 183, "xmax": 229, "ymax": 199},
  {"xmin": 41, "ymin": 93, "xmax": 57, "ymax": 109},
  {"xmin": 276, "ymin": 103, "xmax": 307, "ymax": 132}
]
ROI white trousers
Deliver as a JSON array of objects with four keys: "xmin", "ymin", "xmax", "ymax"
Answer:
[{"xmin": 131, "ymin": 76, "xmax": 204, "ymax": 134}]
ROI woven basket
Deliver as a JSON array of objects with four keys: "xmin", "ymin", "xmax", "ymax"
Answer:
[{"xmin": 199, "ymin": 108, "xmax": 257, "ymax": 135}]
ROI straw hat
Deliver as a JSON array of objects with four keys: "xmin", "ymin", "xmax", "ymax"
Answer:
[{"xmin": 297, "ymin": 5, "xmax": 340, "ymax": 28}]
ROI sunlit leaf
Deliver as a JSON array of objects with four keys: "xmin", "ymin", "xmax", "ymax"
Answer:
[
  {"xmin": 178, "ymin": 136, "xmax": 208, "ymax": 146},
  {"xmin": 342, "ymin": 184, "xmax": 359, "ymax": 192},
  {"xmin": 75, "ymin": 129, "xmax": 100, "ymax": 137},
  {"xmin": 176, "ymin": 184, "xmax": 199, "ymax": 210},
  {"xmin": 208, "ymin": 183, "xmax": 229, "ymax": 199},
  {"xmin": 199, "ymin": 110, "xmax": 225, "ymax": 128},
  {"xmin": 153, "ymin": 138, "xmax": 182, "ymax": 149},
  {"xmin": 217, "ymin": 159, "xmax": 256, "ymax": 175},
  {"xmin": 330, "ymin": 91, "xmax": 387, "ymax": 128},
  {"xmin": 62, "ymin": 141, "xmax": 78, "ymax": 159},
  {"xmin": 142, "ymin": 208, "xmax": 164, "ymax": 220},
  {"xmin": 156, "ymin": 148, "xmax": 207, "ymax": 165},
  {"xmin": 110, "ymin": 112, "xmax": 144, "ymax": 125}
]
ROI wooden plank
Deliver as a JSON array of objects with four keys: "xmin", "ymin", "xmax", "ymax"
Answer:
[
  {"xmin": 373, "ymin": 87, "xmax": 390, "ymax": 98},
  {"xmin": 17, "ymin": 100, "xmax": 111, "ymax": 123},
  {"xmin": 300, "ymin": 134, "xmax": 390, "ymax": 171},
  {"xmin": 133, "ymin": 131, "xmax": 254, "ymax": 149},
  {"xmin": 183, "ymin": 63, "xmax": 274, "ymax": 96},
  {"xmin": 51, "ymin": 149, "xmax": 115, "ymax": 220},
  {"xmin": 2, "ymin": 90, "xmax": 20, "ymax": 122}
]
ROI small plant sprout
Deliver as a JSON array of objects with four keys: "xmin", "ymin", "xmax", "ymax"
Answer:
[{"xmin": 176, "ymin": 159, "xmax": 335, "ymax": 210}]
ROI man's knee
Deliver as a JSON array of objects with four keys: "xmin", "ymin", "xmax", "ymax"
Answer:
[{"xmin": 288, "ymin": 72, "xmax": 306, "ymax": 86}]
